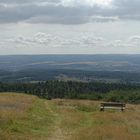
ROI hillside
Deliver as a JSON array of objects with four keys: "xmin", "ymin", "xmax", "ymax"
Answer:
[
  {"xmin": 1, "ymin": 55, "xmax": 140, "ymax": 83},
  {"xmin": 0, "ymin": 93, "xmax": 140, "ymax": 140},
  {"xmin": 1, "ymin": 55, "xmax": 140, "ymax": 71}
]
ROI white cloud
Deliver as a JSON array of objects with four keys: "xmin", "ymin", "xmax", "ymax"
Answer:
[
  {"xmin": 129, "ymin": 36, "xmax": 140, "ymax": 42},
  {"xmin": 127, "ymin": 35, "xmax": 140, "ymax": 47},
  {"xmin": 9, "ymin": 33, "xmax": 53, "ymax": 46},
  {"xmin": 10, "ymin": 32, "xmax": 106, "ymax": 48},
  {"xmin": 8, "ymin": 32, "xmax": 140, "ymax": 49}
]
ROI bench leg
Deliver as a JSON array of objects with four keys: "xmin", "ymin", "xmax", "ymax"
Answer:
[{"xmin": 100, "ymin": 107, "xmax": 104, "ymax": 111}]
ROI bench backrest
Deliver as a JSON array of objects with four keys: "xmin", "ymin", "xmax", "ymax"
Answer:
[{"xmin": 101, "ymin": 103, "xmax": 125, "ymax": 107}]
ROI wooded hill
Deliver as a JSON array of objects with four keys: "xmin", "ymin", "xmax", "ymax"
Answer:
[{"xmin": 0, "ymin": 81, "xmax": 140, "ymax": 103}]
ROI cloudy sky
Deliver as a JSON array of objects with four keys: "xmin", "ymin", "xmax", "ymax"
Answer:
[{"xmin": 0, "ymin": 0, "xmax": 140, "ymax": 54}]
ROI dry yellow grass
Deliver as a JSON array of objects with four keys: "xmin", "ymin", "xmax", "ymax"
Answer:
[
  {"xmin": 0, "ymin": 93, "xmax": 53, "ymax": 140},
  {"xmin": 0, "ymin": 93, "xmax": 36, "ymax": 119},
  {"xmin": 0, "ymin": 93, "xmax": 140, "ymax": 140},
  {"xmin": 49, "ymin": 99, "xmax": 140, "ymax": 140}
]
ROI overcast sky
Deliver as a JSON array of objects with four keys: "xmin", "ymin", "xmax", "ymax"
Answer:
[{"xmin": 0, "ymin": 0, "xmax": 140, "ymax": 54}]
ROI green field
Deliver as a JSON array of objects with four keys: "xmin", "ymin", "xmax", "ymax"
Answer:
[{"xmin": 0, "ymin": 93, "xmax": 140, "ymax": 140}]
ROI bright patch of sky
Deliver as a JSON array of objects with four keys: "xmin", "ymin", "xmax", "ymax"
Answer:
[{"xmin": 61, "ymin": 0, "xmax": 112, "ymax": 7}]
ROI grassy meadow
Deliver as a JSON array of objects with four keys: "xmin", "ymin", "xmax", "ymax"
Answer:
[{"xmin": 0, "ymin": 93, "xmax": 140, "ymax": 140}]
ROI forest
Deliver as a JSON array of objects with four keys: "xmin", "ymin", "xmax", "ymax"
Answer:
[{"xmin": 0, "ymin": 81, "xmax": 140, "ymax": 103}]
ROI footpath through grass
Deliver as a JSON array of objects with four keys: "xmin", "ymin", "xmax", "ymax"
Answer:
[{"xmin": 0, "ymin": 93, "xmax": 140, "ymax": 140}]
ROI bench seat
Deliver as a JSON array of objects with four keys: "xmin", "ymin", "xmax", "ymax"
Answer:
[{"xmin": 100, "ymin": 102, "xmax": 126, "ymax": 111}]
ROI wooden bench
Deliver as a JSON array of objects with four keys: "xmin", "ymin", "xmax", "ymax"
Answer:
[{"xmin": 100, "ymin": 102, "xmax": 126, "ymax": 111}]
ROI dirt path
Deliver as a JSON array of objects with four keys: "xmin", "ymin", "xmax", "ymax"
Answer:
[
  {"xmin": 49, "ymin": 113, "xmax": 67, "ymax": 140},
  {"xmin": 45, "ymin": 101, "xmax": 69, "ymax": 140}
]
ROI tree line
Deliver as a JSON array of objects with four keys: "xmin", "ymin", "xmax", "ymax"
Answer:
[{"xmin": 0, "ymin": 81, "xmax": 140, "ymax": 103}]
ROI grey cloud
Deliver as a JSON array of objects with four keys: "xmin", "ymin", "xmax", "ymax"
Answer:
[
  {"xmin": 91, "ymin": 16, "xmax": 119, "ymax": 22},
  {"xmin": 0, "ymin": 0, "xmax": 60, "ymax": 4},
  {"xmin": 26, "ymin": 16, "xmax": 91, "ymax": 24},
  {"xmin": 0, "ymin": 0, "xmax": 140, "ymax": 24},
  {"xmin": 0, "ymin": 2, "xmax": 94, "ymax": 24},
  {"xmin": 110, "ymin": 0, "xmax": 140, "ymax": 20}
]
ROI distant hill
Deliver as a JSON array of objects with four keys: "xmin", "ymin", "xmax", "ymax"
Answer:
[
  {"xmin": 0, "ymin": 54, "xmax": 140, "ymax": 71},
  {"xmin": 1, "ymin": 54, "xmax": 140, "ymax": 83}
]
